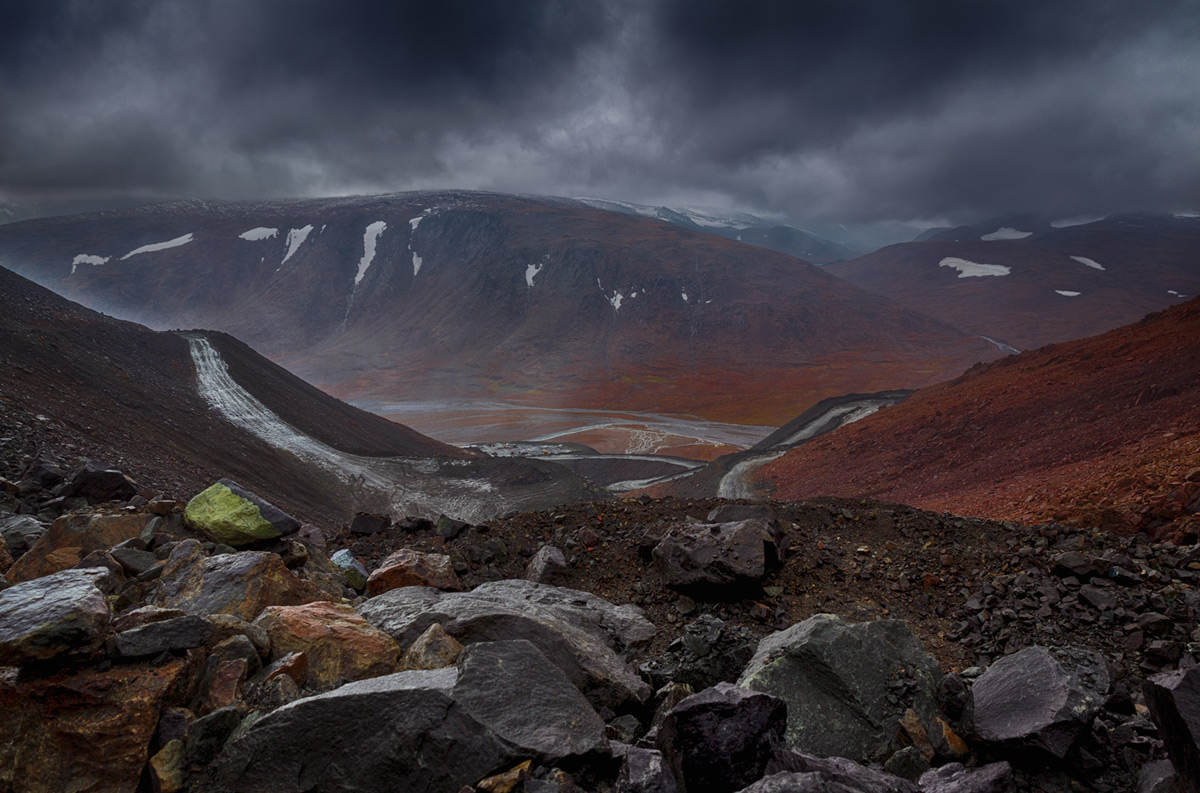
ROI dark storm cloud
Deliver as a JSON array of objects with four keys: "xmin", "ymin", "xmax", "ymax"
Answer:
[{"xmin": 0, "ymin": 0, "xmax": 1197, "ymax": 225}]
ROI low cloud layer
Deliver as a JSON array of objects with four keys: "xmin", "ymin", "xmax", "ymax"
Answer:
[{"xmin": 2, "ymin": 0, "xmax": 1197, "ymax": 224}]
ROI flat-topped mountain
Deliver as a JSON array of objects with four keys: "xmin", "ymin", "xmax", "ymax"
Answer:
[{"xmin": 0, "ymin": 191, "xmax": 996, "ymax": 428}]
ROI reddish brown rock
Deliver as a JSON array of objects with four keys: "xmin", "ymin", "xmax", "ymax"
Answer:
[
  {"xmin": 366, "ymin": 548, "xmax": 462, "ymax": 596},
  {"xmin": 0, "ymin": 659, "xmax": 185, "ymax": 793},
  {"xmin": 254, "ymin": 601, "xmax": 402, "ymax": 689},
  {"xmin": 399, "ymin": 622, "xmax": 464, "ymax": 671},
  {"xmin": 0, "ymin": 539, "xmax": 12, "ymax": 574},
  {"xmin": 8, "ymin": 512, "xmax": 151, "ymax": 583},
  {"xmin": 155, "ymin": 539, "xmax": 326, "ymax": 621},
  {"xmin": 195, "ymin": 658, "xmax": 249, "ymax": 714}
]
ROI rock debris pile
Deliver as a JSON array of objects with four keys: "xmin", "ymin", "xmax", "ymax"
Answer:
[{"xmin": 1, "ymin": 455, "xmax": 1199, "ymax": 793}]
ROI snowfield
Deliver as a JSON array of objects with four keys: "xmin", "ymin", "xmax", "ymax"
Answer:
[
  {"xmin": 239, "ymin": 227, "xmax": 279, "ymax": 241},
  {"xmin": 1056, "ymin": 290, "xmax": 1082, "ymax": 297},
  {"xmin": 980, "ymin": 227, "xmax": 1032, "ymax": 241},
  {"xmin": 354, "ymin": 221, "xmax": 387, "ymax": 285},
  {"xmin": 1069, "ymin": 255, "xmax": 1105, "ymax": 270},
  {"xmin": 939, "ymin": 257, "xmax": 1011, "ymax": 278},
  {"xmin": 120, "ymin": 233, "xmax": 194, "ymax": 260}
]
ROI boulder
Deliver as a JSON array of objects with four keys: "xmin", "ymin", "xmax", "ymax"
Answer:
[
  {"xmin": 7, "ymin": 512, "xmax": 151, "ymax": 583},
  {"xmin": 63, "ymin": 460, "xmax": 139, "ymax": 504},
  {"xmin": 468, "ymin": 578, "xmax": 657, "ymax": 658},
  {"xmin": 155, "ymin": 539, "xmax": 325, "ymax": 621},
  {"xmin": 1144, "ymin": 665, "xmax": 1200, "ymax": 793},
  {"xmin": 1137, "ymin": 759, "xmax": 1181, "ymax": 793},
  {"xmin": 616, "ymin": 747, "xmax": 678, "ymax": 793},
  {"xmin": 759, "ymin": 750, "xmax": 920, "ymax": 792},
  {"xmin": 110, "ymin": 614, "xmax": 214, "ymax": 657},
  {"xmin": 525, "ymin": 544, "xmax": 569, "ymax": 585},
  {"xmin": 0, "ymin": 537, "xmax": 11, "ymax": 573},
  {"xmin": 17, "ymin": 457, "xmax": 65, "ymax": 494},
  {"xmin": 349, "ymin": 512, "xmax": 389, "ymax": 535},
  {"xmin": 657, "ymin": 682, "xmax": 787, "ymax": 793},
  {"xmin": 653, "ymin": 519, "xmax": 779, "ymax": 593},
  {"xmin": 642, "ymin": 613, "xmax": 757, "ymax": 691},
  {"xmin": 0, "ymin": 514, "xmax": 46, "ymax": 559},
  {"xmin": 453, "ymin": 640, "xmax": 609, "ymax": 761},
  {"xmin": 738, "ymin": 614, "xmax": 943, "ymax": 765},
  {"xmin": 358, "ymin": 583, "xmax": 651, "ymax": 709},
  {"xmin": 184, "ymin": 479, "xmax": 300, "ymax": 547},
  {"xmin": 965, "ymin": 645, "xmax": 1110, "ymax": 759},
  {"xmin": 399, "ymin": 622, "xmax": 464, "ymax": 671},
  {"xmin": 219, "ymin": 640, "xmax": 608, "ymax": 793},
  {"xmin": 0, "ymin": 567, "xmax": 111, "ymax": 665},
  {"xmin": 918, "ymin": 762, "xmax": 1015, "ymax": 793},
  {"xmin": 365, "ymin": 548, "xmax": 462, "ymax": 595},
  {"xmin": 254, "ymin": 601, "xmax": 402, "ymax": 689},
  {"xmin": 0, "ymin": 659, "xmax": 184, "ymax": 793},
  {"xmin": 330, "ymin": 549, "xmax": 368, "ymax": 590}
]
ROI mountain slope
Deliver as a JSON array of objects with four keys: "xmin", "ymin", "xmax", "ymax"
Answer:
[
  {"xmin": 753, "ymin": 297, "xmax": 1200, "ymax": 542},
  {"xmin": 0, "ymin": 191, "xmax": 996, "ymax": 427},
  {"xmin": 825, "ymin": 214, "xmax": 1200, "ymax": 350},
  {"xmin": 0, "ymin": 265, "xmax": 595, "ymax": 524}
]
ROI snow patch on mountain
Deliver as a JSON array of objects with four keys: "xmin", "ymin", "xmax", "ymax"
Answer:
[
  {"xmin": 980, "ymin": 227, "xmax": 1032, "ymax": 241},
  {"xmin": 939, "ymin": 257, "xmax": 1011, "ymax": 278},
  {"xmin": 239, "ymin": 227, "xmax": 278, "ymax": 241},
  {"xmin": 1056, "ymin": 290, "xmax": 1082, "ymax": 297},
  {"xmin": 411, "ymin": 252, "xmax": 422, "ymax": 276},
  {"xmin": 282, "ymin": 225, "xmax": 313, "ymax": 264},
  {"xmin": 354, "ymin": 221, "xmax": 387, "ymax": 285},
  {"xmin": 70, "ymin": 254, "xmax": 109, "ymax": 274},
  {"xmin": 1070, "ymin": 255, "xmax": 1105, "ymax": 270},
  {"xmin": 681, "ymin": 290, "xmax": 689, "ymax": 302},
  {"xmin": 120, "ymin": 233, "xmax": 194, "ymax": 260},
  {"xmin": 609, "ymin": 292, "xmax": 624, "ymax": 311},
  {"xmin": 525, "ymin": 262, "xmax": 544, "ymax": 287}
]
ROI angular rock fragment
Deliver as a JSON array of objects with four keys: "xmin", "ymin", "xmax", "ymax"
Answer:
[
  {"xmin": 366, "ymin": 547, "xmax": 461, "ymax": 595},
  {"xmin": 254, "ymin": 601, "xmax": 401, "ymax": 689},
  {"xmin": 155, "ymin": 539, "xmax": 324, "ymax": 621},
  {"xmin": 399, "ymin": 622, "xmax": 463, "ymax": 671},
  {"xmin": 656, "ymin": 682, "xmax": 787, "ymax": 793},
  {"xmin": 330, "ymin": 548, "xmax": 368, "ymax": 590},
  {"xmin": 1144, "ymin": 665, "xmax": 1200, "ymax": 793},
  {"xmin": 616, "ymin": 747, "xmax": 678, "ymax": 793},
  {"xmin": 738, "ymin": 613, "xmax": 943, "ymax": 764},
  {"xmin": 918, "ymin": 761, "xmax": 1015, "ymax": 793},
  {"xmin": 653, "ymin": 519, "xmax": 779, "ymax": 593},
  {"xmin": 525, "ymin": 544, "xmax": 569, "ymax": 585},
  {"xmin": 0, "ymin": 659, "xmax": 184, "ymax": 793},
  {"xmin": 758, "ymin": 750, "xmax": 919, "ymax": 792},
  {"xmin": 966, "ymin": 645, "xmax": 1110, "ymax": 759},
  {"xmin": 0, "ymin": 567, "xmax": 111, "ymax": 665},
  {"xmin": 0, "ymin": 514, "xmax": 46, "ymax": 559},
  {"xmin": 184, "ymin": 479, "xmax": 299, "ymax": 546},
  {"xmin": 7, "ymin": 512, "xmax": 151, "ymax": 582},
  {"xmin": 349, "ymin": 512, "xmax": 389, "ymax": 535},
  {"xmin": 63, "ymin": 460, "xmax": 139, "ymax": 504},
  {"xmin": 110, "ymin": 614, "xmax": 214, "ymax": 657}
]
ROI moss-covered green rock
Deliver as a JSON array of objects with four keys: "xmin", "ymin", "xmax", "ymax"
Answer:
[{"xmin": 185, "ymin": 479, "xmax": 299, "ymax": 547}]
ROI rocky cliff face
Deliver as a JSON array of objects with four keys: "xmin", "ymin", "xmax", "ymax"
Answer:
[
  {"xmin": 0, "ymin": 191, "xmax": 996, "ymax": 425},
  {"xmin": 825, "ymin": 213, "xmax": 1200, "ymax": 351}
]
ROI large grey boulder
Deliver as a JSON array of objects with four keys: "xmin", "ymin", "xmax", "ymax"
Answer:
[
  {"xmin": 653, "ymin": 519, "xmax": 778, "ymax": 593},
  {"xmin": 453, "ymin": 640, "xmax": 608, "ymax": 760},
  {"xmin": 738, "ymin": 614, "xmax": 943, "ymax": 764},
  {"xmin": 656, "ymin": 682, "xmax": 787, "ymax": 793},
  {"xmin": 1144, "ymin": 664, "xmax": 1200, "ymax": 793},
  {"xmin": 110, "ymin": 615, "xmax": 215, "ymax": 658},
  {"xmin": 358, "ymin": 582, "xmax": 652, "ymax": 708},
  {"xmin": 218, "ymin": 640, "xmax": 609, "ymax": 792},
  {"xmin": 0, "ymin": 567, "xmax": 111, "ymax": 665},
  {"xmin": 965, "ymin": 645, "xmax": 1110, "ymax": 759}
]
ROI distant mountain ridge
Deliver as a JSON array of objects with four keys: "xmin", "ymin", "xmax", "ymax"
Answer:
[
  {"xmin": 825, "ymin": 213, "xmax": 1200, "ymax": 350},
  {"xmin": 0, "ymin": 190, "xmax": 997, "ymax": 427}
]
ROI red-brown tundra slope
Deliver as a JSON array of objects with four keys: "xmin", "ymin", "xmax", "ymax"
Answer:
[{"xmin": 755, "ymin": 297, "xmax": 1200, "ymax": 542}]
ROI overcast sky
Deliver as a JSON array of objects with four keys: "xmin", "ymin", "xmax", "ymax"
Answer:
[{"xmin": 1, "ymin": 0, "xmax": 1197, "ymax": 225}]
